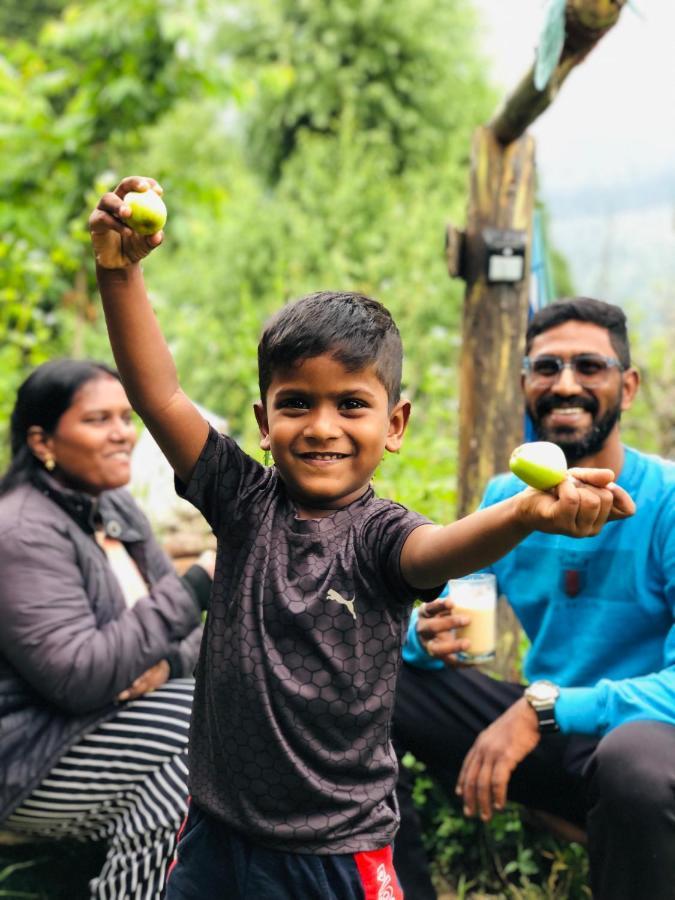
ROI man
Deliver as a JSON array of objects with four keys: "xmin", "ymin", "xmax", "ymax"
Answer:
[{"xmin": 393, "ymin": 298, "xmax": 675, "ymax": 900}]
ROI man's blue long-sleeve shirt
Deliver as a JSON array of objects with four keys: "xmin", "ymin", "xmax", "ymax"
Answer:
[{"xmin": 403, "ymin": 446, "xmax": 675, "ymax": 736}]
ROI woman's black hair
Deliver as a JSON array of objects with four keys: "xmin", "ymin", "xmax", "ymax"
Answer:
[{"xmin": 0, "ymin": 359, "xmax": 120, "ymax": 497}]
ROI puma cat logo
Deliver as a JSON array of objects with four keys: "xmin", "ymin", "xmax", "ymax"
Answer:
[{"xmin": 327, "ymin": 589, "xmax": 357, "ymax": 620}]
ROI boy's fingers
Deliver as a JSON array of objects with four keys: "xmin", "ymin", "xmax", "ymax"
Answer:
[
  {"xmin": 607, "ymin": 483, "xmax": 636, "ymax": 518},
  {"xmin": 567, "ymin": 466, "xmax": 615, "ymax": 487},
  {"xmin": 564, "ymin": 474, "xmax": 619, "ymax": 532},
  {"xmin": 572, "ymin": 487, "xmax": 611, "ymax": 535},
  {"xmin": 552, "ymin": 478, "xmax": 581, "ymax": 524},
  {"xmin": 113, "ymin": 175, "xmax": 163, "ymax": 197},
  {"xmin": 575, "ymin": 487, "xmax": 603, "ymax": 531},
  {"xmin": 96, "ymin": 191, "xmax": 128, "ymax": 216},
  {"xmin": 89, "ymin": 209, "xmax": 131, "ymax": 236}
]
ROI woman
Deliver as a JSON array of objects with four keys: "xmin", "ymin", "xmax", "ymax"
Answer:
[{"xmin": 0, "ymin": 360, "xmax": 213, "ymax": 899}]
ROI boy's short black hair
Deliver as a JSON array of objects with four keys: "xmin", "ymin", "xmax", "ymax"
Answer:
[
  {"xmin": 258, "ymin": 291, "xmax": 403, "ymax": 407},
  {"xmin": 526, "ymin": 297, "xmax": 631, "ymax": 369}
]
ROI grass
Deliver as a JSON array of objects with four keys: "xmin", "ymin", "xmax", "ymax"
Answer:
[
  {"xmin": 0, "ymin": 824, "xmax": 589, "ymax": 900},
  {"xmin": 0, "ymin": 840, "xmax": 105, "ymax": 900},
  {"xmin": 0, "ymin": 787, "xmax": 591, "ymax": 900}
]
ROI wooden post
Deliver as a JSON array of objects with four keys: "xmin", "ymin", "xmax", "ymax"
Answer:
[
  {"xmin": 456, "ymin": 127, "xmax": 535, "ymax": 517},
  {"xmin": 454, "ymin": 0, "xmax": 627, "ymax": 518}
]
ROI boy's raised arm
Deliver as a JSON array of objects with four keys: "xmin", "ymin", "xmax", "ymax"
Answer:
[
  {"xmin": 401, "ymin": 469, "xmax": 635, "ymax": 590},
  {"xmin": 89, "ymin": 176, "xmax": 209, "ymax": 483}
]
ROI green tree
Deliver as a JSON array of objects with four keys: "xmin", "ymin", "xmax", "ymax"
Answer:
[
  {"xmin": 0, "ymin": 2, "xmax": 617, "ymax": 895},
  {"xmin": 0, "ymin": 0, "xmax": 67, "ymax": 40},
  {"xmin": 85, "ymin": 0, "xmax": 497, "ymax": 529},
  {"xmin": 221, "ymin": 0, "xmax": 492, "ymax": 182},
  {"xmin": 0, "ymin": 0, "xmax": 219, "ymax": 432}
]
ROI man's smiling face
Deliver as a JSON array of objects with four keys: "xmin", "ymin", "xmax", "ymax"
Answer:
[{"xmin": 523, "ymin": 320, "xmax": 632, "ymax": 464}]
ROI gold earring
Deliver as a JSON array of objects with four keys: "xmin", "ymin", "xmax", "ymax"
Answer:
[{"xmin": 44, "ymin": 455, "xmax": 55, "ymax": 472}]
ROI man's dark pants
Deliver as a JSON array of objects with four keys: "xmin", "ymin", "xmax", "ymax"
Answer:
[{"xmin": 392, "ymin": 663, "xmax": 675, "ymax": 900}]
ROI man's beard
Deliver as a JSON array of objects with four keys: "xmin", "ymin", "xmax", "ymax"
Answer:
[{"xmin": 528, "ymin": 392, "xmax": 622, "ymax": 465}]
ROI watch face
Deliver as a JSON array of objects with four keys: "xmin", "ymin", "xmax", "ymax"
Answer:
[
  {"xmin": 527, "ymin": 680, "xmax": 559, "ymax": 703},
  {"xmin": 525, "ymin": 681, "xmax": 560, "ymax": 733}
]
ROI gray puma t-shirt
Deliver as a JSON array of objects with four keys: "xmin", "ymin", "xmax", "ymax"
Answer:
[{"xmin": 178, "ymin": 427, "xmax": 439, "ymax": 853}]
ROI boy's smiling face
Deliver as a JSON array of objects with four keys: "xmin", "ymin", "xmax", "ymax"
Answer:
[{"xmin": 255, "ymin": 353, "xmax": 410, "ymax": 519}]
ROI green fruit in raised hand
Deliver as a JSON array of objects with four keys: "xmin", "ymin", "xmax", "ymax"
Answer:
[
  {"xmin": 509, "ymin": 441, "xmax": 568, "ymax": 491},
  {"xmin": 123, "ymin": 189, "xmax": 167, "ymax": 236}
]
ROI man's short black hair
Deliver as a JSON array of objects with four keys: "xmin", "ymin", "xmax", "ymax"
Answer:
[
  {"xmin": 258, "ymin": 291, "xmax": 403, "ymax": 407},
  {"xmin": 526, "ymin": 297, "xmax": 631, "ymax": 369}
]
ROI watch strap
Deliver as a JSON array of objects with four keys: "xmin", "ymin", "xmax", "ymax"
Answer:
[{"xmin": 533, "ymin": 705, "xmax": 559, "ymax": 733}]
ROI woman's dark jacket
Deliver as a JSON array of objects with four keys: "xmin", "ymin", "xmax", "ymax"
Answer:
[{"xmin": 0, "ymin": 473, "xmax": 205, "ymax": 821}]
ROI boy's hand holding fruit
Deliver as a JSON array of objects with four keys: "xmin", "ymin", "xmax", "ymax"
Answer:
[{"xmin": 89, "ymin": 176, "xmax": 166, "ymax": 270}]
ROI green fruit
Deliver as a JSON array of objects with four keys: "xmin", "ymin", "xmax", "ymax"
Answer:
[
  {"xmin": 123, "ymin": 189, "xmax": 167, "ymax": 236},
  {"xmin": 509, "ymin": 441, "xmax": 568, "ymax": 491}
]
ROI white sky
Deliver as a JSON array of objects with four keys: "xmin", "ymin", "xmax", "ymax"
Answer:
[
  {"xmin": 473, "ymin": 0, "xmax": 675, "ymax": 196},
  {"xmin": 471, "ymin": 1, "xmax": 675, "ymax": 320}
]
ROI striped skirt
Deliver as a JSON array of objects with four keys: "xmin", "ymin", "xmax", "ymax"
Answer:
[{"xmin": 5, "ymin": 678, "xmax": 194, "ymax": 900}]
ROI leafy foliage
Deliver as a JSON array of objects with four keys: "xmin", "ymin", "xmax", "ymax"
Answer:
[
  {"xmin": 0, "ymin": 0, "xmax": 67, "ymax": 41},
  {"xmin": 406, "ymin": 754, "xmax": 591, "ymax": 898},
  {"xmin": 219, "ymin": 0, "xmax": 492, "ymax": 182},
  {"xmin": 623, "ymin": 307, "xmax": 675, "ymax": 458},
  {"xmin": 0, "ymin": 1, "xmax": 672, "ymax": 897},
  {"xmin": 73, "ymin": 0, "xmax": 493, "ymax": 525},
  {"xmin": 0, "ymin": 839, "xmax": 105, "ymax": 899},
  {"xmin": 0, "ymin": 0, "xmax": 216, "ymax": 442}
]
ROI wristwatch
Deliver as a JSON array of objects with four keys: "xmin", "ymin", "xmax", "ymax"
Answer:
[{"xmin": 524, "ymin": 680, "xmax": 560, "ymax": 734}]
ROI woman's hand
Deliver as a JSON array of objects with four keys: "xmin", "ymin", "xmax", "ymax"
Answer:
[
  {"xmin": 117, "ymin": 659, "xmax": 170, "ymax": 702},
  {"xmin": 89, "ymin": 176, "xmax": 164, "ymax": 270},
  {"xmin": 416, "ymin": 597, "xmax": 472, "ymax": 665}
]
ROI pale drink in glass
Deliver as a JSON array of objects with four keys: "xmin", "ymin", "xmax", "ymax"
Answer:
[{"xmin": 449, "ymin": 573, "xmax": 497, "ymax": 664}]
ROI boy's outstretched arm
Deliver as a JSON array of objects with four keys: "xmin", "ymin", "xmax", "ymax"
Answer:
[
  {"xmin": 89, "ymin": 176, "xmax": 209, "ymax": 483},
  {"xmin": 401, "ymin": 469, "xmax": 635, "ymax": 590}
]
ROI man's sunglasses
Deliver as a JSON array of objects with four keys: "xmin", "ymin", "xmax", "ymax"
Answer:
[{"xmin": 522, "ymin": 353, "xmax": 625, "ymax": 387}]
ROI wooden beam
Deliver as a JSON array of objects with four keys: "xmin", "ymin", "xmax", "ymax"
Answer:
[{"xmin": 490, "ymin": 0, "xmax": 627, "ymax": 146}]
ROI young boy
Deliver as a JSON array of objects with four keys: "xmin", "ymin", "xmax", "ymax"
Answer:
[{"xmin": 89, "ymin": 177, "xmax": 634, "ymax": 900}]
